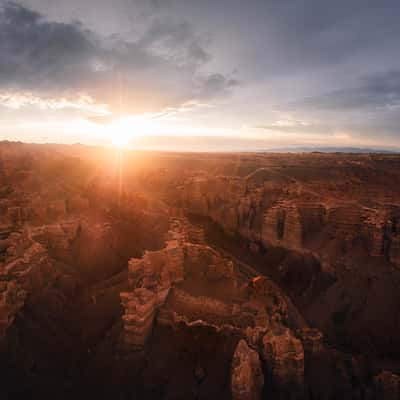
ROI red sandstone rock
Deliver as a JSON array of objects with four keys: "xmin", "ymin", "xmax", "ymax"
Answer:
[
  {"xmin": 231, "ymin": 339, "xmax": 264, "ymax": 400},
  {"xmin": 121, "ymin": 288, "xmax": 157, "ymax": 346},
  {"xmin": 262, "ymin": 202, "xmax": 302, "ymax": 250},
  {"xmin": 0, "ymin": 231, "xmax": 54, "ymax": 339},
  {"xmin": 262, "ymin": 326, "xmax": 304, "ymax": 387}
]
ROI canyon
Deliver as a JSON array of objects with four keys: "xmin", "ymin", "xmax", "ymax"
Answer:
[{"xmin": 1, "ymin": 141, "xmax": 400, "ymax": 399}]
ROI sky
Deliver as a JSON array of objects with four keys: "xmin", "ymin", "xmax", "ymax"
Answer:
[{"xmin": 1, "ymin": 0, "xmax": 400, "ymax": 151}]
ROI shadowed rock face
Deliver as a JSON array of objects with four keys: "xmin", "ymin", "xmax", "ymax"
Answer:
[
  {"xmin": 262, "ymin": 327, "xmax": 304, "ymax": 390},
  {"xmin": 1, "ymin": 142, "xmax": 400, "ymax": 399}
]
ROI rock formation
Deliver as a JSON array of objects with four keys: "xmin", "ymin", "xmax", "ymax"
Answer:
[
  {"xmin": 1, "ymin": 143, "xmax": 400, "ymax": 399},
  {"xmin": 262, "ymin": 202, "xmax": 302, "ymax": 250},
  {"xmin": 0, "ymin": 230, "xmax": 54, "ymax": 340},
  {"xmin": 119, "ymin": 217, "xmax": 310, "ymax": 398},
  {"xmin": 120, "ymin": 234, "xmax": 185, "ymax": 348},
  {"xmin": 231, "ymin": 339, "xmax": 264, "ymax": 400},
  {"xmin": 262, "ymin": 326, "xmax": 304, "ymax": 389}
]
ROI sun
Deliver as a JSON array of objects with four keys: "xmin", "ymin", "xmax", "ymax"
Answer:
[
  {"xmin": 105, "ymin": 115, "xmax": 158, "ymax": 147},
  {"xmin": 107, "ymin": 117, "xmax": 136, "ymax": 147},
  {"xmin": 111, "ymin": 130, "xmax": 131, "ymax": 147}
]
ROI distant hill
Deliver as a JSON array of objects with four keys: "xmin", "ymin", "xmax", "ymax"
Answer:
[{"xmin": 262, "ymin": 146, "xmax": 399, "ymax": 154}]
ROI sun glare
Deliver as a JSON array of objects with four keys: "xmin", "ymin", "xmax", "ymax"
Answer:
[
  {"xmin": 111, "ymin": 130, "xmax": 131, "ymax": 147},
  {"xmin": 107, "ymin": 117, "xmax": 140, "ymax": 147}
]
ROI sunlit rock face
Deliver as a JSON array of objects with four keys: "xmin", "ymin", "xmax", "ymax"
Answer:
[
  {"xmin": 120, "ymin": 233, "xmax": 185, "ymax": 348},
  {"xmin": 0, "ymin": 231, "xmax": 54, "ymax": 341}
]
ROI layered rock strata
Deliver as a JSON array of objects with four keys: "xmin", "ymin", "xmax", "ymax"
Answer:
[
  {"xmin": 0, "ymin": 231, "xmax": 54, "ymax": 340},
  {"xmin": 120, "ymin": 219, "xmax": 307, "ymax": 398}
]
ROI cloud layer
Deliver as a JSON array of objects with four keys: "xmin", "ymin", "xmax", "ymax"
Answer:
[{"xmin": 0, "ymin": 1, "xmax": 235, "ymax": 116}]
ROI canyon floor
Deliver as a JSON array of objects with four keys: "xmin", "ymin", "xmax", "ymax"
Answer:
[{"xmin": 1, "ymin": 141, "xmax": 400, "ymax": 399}]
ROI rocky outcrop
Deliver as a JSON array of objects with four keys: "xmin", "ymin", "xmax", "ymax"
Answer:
[
  {"xmin": 262, "ymin": 326, "xmax": 304, "ymax": 388},
  {"xmin": 0, "ymin": 280, "xmax": 26, "ymax": 338},
  {"xmin": 29, "ymin": 221, "xmax": 80, "ymax": 262},
  {"xmin": 120, "ymin": 288, "xmax": 157, "ymax": 347},
  {"xmin": 366, "ymin": 211, "xmax": 400, "ymax": 267},
  {"xmin": 262, "ymin": 202, "xmax": 302, "ymax": 250},
  {"xmin": 231, "ymin": 339, "xmax": 264, "ymax": 400},
  {"xmin": 119, "ymin": 217, "xmax": 309, "ymax": 399},
  {"xmin": 247, "ymin": 276, "xmax": 289, "ymax": 325},
  {"xmin": 120, "ymin": 227, "xmax": 185, "ymax": 347},
  {"xmin": 0, "ymin": 231, "xmax": 54, "ymax": 340}
]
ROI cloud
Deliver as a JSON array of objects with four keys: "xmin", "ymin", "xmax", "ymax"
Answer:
[
  {"xmin": 254, "ymin": 119, "xmax": 333, "ymax": 135},
  {"xmin": 261, "ymin": 70, "xmax": 400, "ymax": 141},
  {"xmin": 137, "ymin": 18, "xmax": 211, "ymax": 65},
  {"xmin": 197, "ymin": 73, "xmax": 239, "ymax": 98},
  {"xmin": 0, "ymin": 90, "xmax": 110, "ymax": 114},
  {"xmin": 0, "ymin": 1, "xmax": 236, "ymax": 115},
  {"xmin": 3, "ymin": 0, "xmax": 400, "ymax": 148},
  {"xmin": 289, "ymin": 70, "xmax": 400, "ymax": 112}
]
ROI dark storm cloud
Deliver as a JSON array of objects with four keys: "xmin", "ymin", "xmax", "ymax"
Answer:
[
  {"xmin": 0, "ymin": 1, "xmax": 234, "ymax": 113},
  {"xmin": 0, "ymin": 2, "xmax": 95, "ymax": 90}
]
